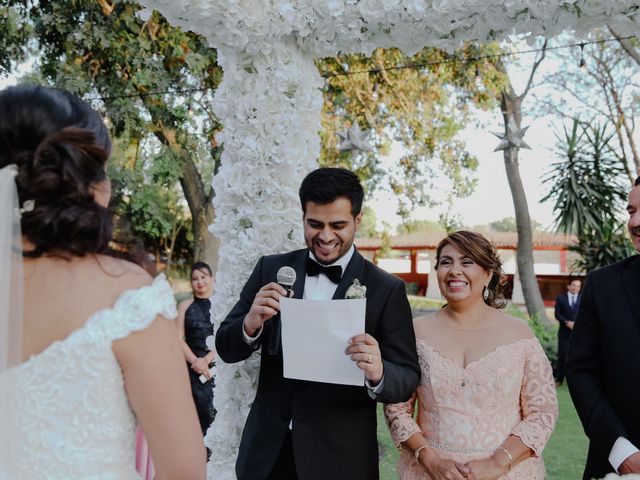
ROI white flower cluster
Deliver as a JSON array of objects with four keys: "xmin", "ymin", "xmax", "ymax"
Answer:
[
  {"xmin": 200, "ymin": 40, "xmax": 323, "ymax": 480},
  {"xmin": 136, "ymin": 1, "xmax": 640, "ymax": 57}
]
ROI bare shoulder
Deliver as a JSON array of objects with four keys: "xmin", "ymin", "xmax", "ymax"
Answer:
[
  {"xmin": 92, "ymin": 255, "xmax": 154, "ymax": 293},
  {"xmin": 413, "ymin": 312, "xmax": 443, "ymax": 341},
  {"xmin": 495, "ymin": 312, "xmax": 534, "ymax": 342}
]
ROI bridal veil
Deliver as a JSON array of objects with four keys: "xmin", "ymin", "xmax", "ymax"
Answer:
[{"xmin": 0, "ymin": 164, "xmax": 23, "ymax": 372}]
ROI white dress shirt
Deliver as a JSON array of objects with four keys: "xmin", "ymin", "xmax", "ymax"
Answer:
[{"xmin": 610, "ymin": 437, "xmax": 640, "ymax": 472}]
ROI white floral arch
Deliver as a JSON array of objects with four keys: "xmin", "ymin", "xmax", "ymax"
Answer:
[{"xmin": 135, "ymin": 2, "xmax": 639, "ymax": 478}]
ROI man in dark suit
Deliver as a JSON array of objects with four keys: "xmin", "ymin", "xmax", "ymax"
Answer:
[
  {"xmin": 216, "ymin": 168, "xmax": 420, "ymax": 480},
  {"xmin": 553, "ymin": 278, "xmax": 581, "ymax": 386},
  {"xmin": 567, "ymin": 176, "xmax": 640, "ymax": 479}
]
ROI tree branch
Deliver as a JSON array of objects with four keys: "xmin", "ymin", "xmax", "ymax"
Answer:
[
  {"xmin": 609, "ymin": 27, "xmax": 640, "ymax": 67},
  {"xmin": 520, "ymin": 40, "xmax": 547, "ymax": 99}
]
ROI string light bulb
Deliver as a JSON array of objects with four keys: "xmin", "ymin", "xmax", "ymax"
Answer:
[{"xmin": 579, "ymin": 43, "xmax": 587, "ymax": 70}]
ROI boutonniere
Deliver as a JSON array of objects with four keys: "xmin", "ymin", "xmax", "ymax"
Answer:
[{"xmin": 345, "ymin": 279, "xmax": 367, "ymax": 299}]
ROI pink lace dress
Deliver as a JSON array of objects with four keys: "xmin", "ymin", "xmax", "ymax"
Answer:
[{"xmin": 384, "ymin": 338, "xmax": 558, "ymax": 480}]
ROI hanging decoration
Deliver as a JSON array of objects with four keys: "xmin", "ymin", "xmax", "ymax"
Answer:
[{"xmin": 337, "ymin": 120, "xmax": 375, "ymax": 153}]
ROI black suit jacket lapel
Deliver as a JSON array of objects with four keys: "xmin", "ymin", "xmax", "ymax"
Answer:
[
  {"xmin": 622, "ymin": 255, "xmax": 640, "ymax": 330},
  {"xmin": 333, "ymin": 249, "xmax": 366, "ymax": 300},
  {"xmin": 292, "ymin": 250, "xmax": 307, "ymax": 299}
]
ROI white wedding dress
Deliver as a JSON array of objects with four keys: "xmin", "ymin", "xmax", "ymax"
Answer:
[{"xmin": 0, "ymin": 275, "xmax": 177, "ymax": 479}]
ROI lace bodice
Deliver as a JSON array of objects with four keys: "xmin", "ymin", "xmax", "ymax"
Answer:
[
  {"xmin": 384, "ymin": 338, "xmax": 558, "ymax": 480},
  {"xmin": 0, "ymin": 275, "xmax": 177, "ymax": 480}
]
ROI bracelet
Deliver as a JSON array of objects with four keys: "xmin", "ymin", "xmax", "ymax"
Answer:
[
  {"xmin": 496, "ymin": 445, "xmax": 513, "ymax": 471},
  {"xmin": 414, "ymin": 444, "xmax": 429, "ymax": 462}
]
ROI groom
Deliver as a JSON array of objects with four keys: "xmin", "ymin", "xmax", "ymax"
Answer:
[{"xmin": 216, "ymin": 167, "xmax": 420, "ymax": 480}]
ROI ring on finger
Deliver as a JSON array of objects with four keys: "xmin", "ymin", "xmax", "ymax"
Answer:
[{"xmin": 367, "ymin": 354, "xmax": 372, "ymax": 363}]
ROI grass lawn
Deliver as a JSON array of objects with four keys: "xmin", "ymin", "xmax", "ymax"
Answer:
[
  {"xmin": 544, "ymin": 383, "xmax": 589, "ymax": 480},
  {"xmin": 377, "ymin": 383, "xmax": 588, "ymax": 479}
]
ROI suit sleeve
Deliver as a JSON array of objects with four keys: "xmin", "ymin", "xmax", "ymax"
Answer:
[
  {"xmin": 215, "ymin": 257, "xmax": 265, "ymax": 363},
  {"xmin": 554, "ymin": 295, "xmax": 569, "ymax": 324},
  {"xmin": 566, "ymin": 272, "xmax": 628, "ymax": 458},
  {"xmin": 372, "ymin": 280, "xmax": 420, "ymax": 404}
]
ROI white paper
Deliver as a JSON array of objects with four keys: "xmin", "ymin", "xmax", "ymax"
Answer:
[{"xmin": 280, "ymin": 297, "xmax": 366, "ymax": 386}]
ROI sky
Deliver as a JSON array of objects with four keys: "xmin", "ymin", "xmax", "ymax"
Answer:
[{"xmin": 369, "ymin": 108, "xmax": 559, "ymax": 232}]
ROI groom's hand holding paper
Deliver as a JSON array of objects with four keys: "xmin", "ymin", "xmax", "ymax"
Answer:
[{"xmin": 280, "ymin": 297, "xmax": 366, "ymax": 386}]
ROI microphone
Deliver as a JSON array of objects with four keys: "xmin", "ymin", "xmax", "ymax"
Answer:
[
  {"xmin": 276, "ymin": 266, "xmax": 296, "ymax": 294},
  {"xmin": 268, "ymin": 266, "xmax": 296, "ymax": 355}
]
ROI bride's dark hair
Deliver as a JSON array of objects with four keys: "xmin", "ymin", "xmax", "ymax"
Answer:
[{"xmin": 0, "ymin": 84, "xmax": 113, "ymax": 257}]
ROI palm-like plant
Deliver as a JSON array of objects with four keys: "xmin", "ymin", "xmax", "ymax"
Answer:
[
  {"xmin": 542, "ymin": 118, "xmax": 633, "ymax": 271},
  {"xmin": 542, "ymin": 119, "xmax": 626, "ymax": 235},
  {"xmin": 569, "ymin": 218, "xmax": 635, "ymax": 272}
]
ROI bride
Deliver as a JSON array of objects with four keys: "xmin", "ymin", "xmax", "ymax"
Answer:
[{"xmin": 0, "ymin": 84, "xmax": 205, "ymax": 479}]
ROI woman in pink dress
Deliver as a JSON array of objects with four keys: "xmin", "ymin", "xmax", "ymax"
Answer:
[{"xmin": 385, "ymin": 231, "xmax": 558, "ymax": 480}]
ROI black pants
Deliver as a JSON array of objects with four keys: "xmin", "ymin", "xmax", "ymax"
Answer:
[
  {"xmin": 555, "ymin": 334, "xmax": 570, "ymax": 383},
  {"xmin": 266, "ymin": 430, "xmax": 298, "ymax": 480}
]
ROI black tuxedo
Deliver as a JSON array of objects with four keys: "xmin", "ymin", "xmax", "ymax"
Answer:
[
  {"xmin": 554, "ymin": 291, "xmax": 580, "ymax": 383},
  {"xmin": 216, "ymin": 248, "xmax": 420, "ymax": 480},
  {"xmin": 567, "ymin": 255, "xmax": 640, "ymax": 480}
]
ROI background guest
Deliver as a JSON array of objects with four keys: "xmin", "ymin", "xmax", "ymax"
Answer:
[
  {"xmin": 553, "ymin": 278, "xmax": 581, "ymax": 386},
  {"xmin": 176, "ymin": 261, "xmax": 217, "ymax": 436}
]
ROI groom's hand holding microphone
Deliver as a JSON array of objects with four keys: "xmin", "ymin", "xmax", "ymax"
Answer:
[
  {"xmin": 243, "ymin": 267, "xmax": 296, "ymax": 340},
  {"xmin": 242, "ymin": 282, "xmax": 289, "ymax": 337}
]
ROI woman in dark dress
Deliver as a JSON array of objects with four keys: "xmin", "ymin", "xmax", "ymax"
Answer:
[{"xmin": 176, "ymin": 262, "xmax": 216, "ymax": 436}]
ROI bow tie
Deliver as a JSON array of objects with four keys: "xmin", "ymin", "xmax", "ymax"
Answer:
[{"xmin": 305, "ymin": 257, "xmax": 343, "ymax": 284}]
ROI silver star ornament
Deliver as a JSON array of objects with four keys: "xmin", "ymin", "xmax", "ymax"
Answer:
[
  {"xmin": 492, "ymin": 118, "xmax": 531, "ymax": 151},
  {"xmin": 337, "ymin": 120, "xmax": 374, "ymax": 153}
]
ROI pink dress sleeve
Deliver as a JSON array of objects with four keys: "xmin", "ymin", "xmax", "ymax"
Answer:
[
  {"xmin": 384, "ymin": 392, "xmax": 422, "ymax": 447},
  {"xmin": 511, "ymin": 339, "xmax": 559, "ymax": 456}
]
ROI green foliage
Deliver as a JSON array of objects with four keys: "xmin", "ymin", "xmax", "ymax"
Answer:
[
  {"xmin": 488, "ymin": 216, "xmax": 544, "ymax": 233},
  {"xmin": 543, "ymin": 118, "xmax": 634, "ymax": 271},
  {"xmin": 526, "ymin": 309, "xmax": 558, "ymax": 366},
  {"xmin": 396, "ymin": 219, "xmax": 445, "ymax": 235},
  {"xmin": 569, "ymin": 217, "xmax": 635, "ymax": 271},
  {"xmin": 3, "ymin": 0, "xmax": 223, "ymax": 267},
  {"xmin": 317, "ymin": 43, "xmax": 508, "ymax": 219},
  {"xmin": 0, "ymin": 2, "xmax": 31, "ymax": 74},
  {"xmin": 109, "ymin": 149, "xmax": 193, "ymax": 265},
  {"xmin": 356, "ymin": 206, "xmax": 379, "ymax": 238},
  {"xmin": 542, "ymin": 118, "xmax": 627, "ymax": 235}
]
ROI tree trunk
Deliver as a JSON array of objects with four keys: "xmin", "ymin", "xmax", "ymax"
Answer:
[
  {"xmin": 189, "ymin": 191, "xmax": 219, "ymax": 274},
  {"xmin": 150, "ymin": 123, "xmax": 221, "ymax": 275},
  {"xmin": 500, "ymin": 93, "xmax": 550, "ymax": 323}
]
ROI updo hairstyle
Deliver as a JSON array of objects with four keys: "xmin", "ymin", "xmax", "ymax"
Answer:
[
  {"xmin": 435, "ymin": 230, "xmax": 507, "ymax": 309},
  {"xmin": 0, "ymin": 84, "xmax": 112, "ymax": 257}
]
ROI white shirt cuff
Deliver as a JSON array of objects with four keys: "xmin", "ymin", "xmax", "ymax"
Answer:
[
  {"xmin": 365, "ymin": 375, "xmax": 384, "ymax": 399},
  {"xmin": 242, "ymin": 322, "xmax": 263, "ymax": 345},
  {"xmin": 609, "ymin": 437, "xmax": 639, "ymax": 472}
]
